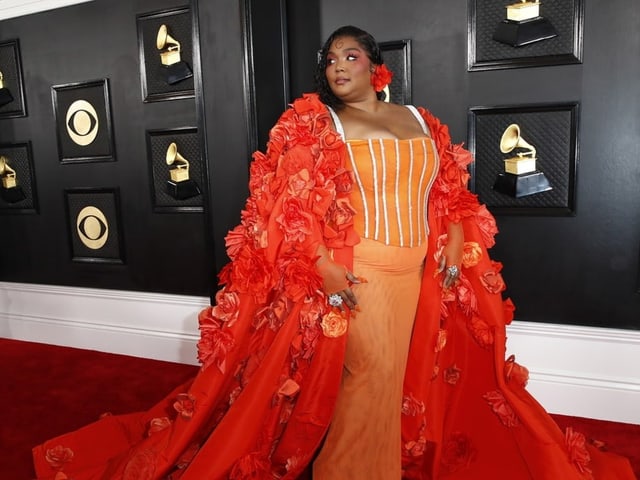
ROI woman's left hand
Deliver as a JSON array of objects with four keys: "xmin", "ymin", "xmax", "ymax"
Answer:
[{"xmin": 439, "ymin": 222, "xmax": 464, "ymax": 288}]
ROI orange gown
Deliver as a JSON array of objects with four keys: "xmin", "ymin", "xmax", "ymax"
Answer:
[
  {"xmin": 314, "ymin": 113, "xmax": 441, "ymax": 479},
  {"xmin": 32, "ymin": 94, "xmax": 636, "ymax": 479}
]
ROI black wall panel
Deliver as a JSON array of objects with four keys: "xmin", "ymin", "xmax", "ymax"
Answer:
[{"xmin": 0, "ymin": 0, "xmax": 211, "ymax": 295}]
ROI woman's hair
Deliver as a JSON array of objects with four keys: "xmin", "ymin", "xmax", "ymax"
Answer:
[{"xmin": 314, "ymin": 25, "xmax": 385, "ymax": 109}]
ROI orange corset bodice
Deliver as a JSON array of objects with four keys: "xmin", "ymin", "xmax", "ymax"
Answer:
[{"xmin": 346, "ymin": 137, "xmax": 439, "ymax": 247}]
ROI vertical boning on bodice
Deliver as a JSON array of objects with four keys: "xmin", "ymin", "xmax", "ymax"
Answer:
[{"xmin": 326, "ymin": 105, "xmax": 440, "ymax": 247}]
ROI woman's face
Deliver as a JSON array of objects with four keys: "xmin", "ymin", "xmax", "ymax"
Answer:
[{"xmin": 325, "ymin": 36, "xmax": 374, "ymax": 101}]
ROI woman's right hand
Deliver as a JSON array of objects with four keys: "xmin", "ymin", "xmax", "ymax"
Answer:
[{"xmin": 316, "ymin": 246, "xmax": 361, "ymax": 310}]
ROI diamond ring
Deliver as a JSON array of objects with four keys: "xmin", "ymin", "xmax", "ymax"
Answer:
[
  {"xmin": 446, "ymin": 265, "xmax": 460, "ymax": 277},
  {"xmin": 328, "ymin": 293, "xmax": 343, "ymax": 307}
]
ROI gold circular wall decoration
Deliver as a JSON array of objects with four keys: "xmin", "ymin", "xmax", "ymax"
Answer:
[
  {"xmin": 66, "ymin": 99, "xmax": 99, "ymax": 146},
  {"xmin": 76, "ymin": 206, "xmax": 109, "ymax": 249}
]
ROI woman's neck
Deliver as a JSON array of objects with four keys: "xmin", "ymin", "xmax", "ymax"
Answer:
[{"xmin": 342, "ymin": 97, "xmax": 383, "ymax": 114}]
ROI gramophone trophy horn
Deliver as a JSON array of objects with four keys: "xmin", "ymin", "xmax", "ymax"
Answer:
[
  {"xmin": 493, "ymin": 1, "xmax": 557, "ymax": 47},
  {"xmin": 0, "ymin": 71, "xmax": 15, "ymax": 108},
  {"xmin": 493, "ymin": 124, "xmax": 552, "ymax": 198},
  {"xmin": 0, "ymin": 155, "xmax": 27, "ymax": 203},
  {"xmin": 165, "ymin": 142, "xmax": 201, "ymax": 201},
  {"xmin": 156, "ymin": 24, "xmax": 193, "ymax": 85},
  {"xmin": 500, "ymin": 123, "xmax": 536, "ymax": 158},
  {"xmin": 166, "ymin": 142, "xmax": 190, "ymax": 182},
  {"xmin": 157, "ymin": 25, "xmax": 182, "ymax": 66}
]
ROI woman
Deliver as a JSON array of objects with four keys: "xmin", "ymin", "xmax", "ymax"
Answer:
[{"xmin": 33, "ymin": 26, "xmax": 635, "ymax": 480}]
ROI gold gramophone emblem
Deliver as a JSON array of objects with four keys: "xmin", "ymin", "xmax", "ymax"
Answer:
[
  {"xmin": 506, "ymin": 1, "xmax": 541, "ymax": 21},
  {"xmin": 165, "ymin": 142, "xmax": 201, "ymax": 200},
  {"xmin": 0, "ymin": 155, "xmax": 27, "ymax": 203},
  {"xmin": 157, "ymin": 24, "xmax": 182, "ymax": 66},
  {"xmin": 156, "ymin": 25, "xmax": 194, "ymax": 85},
  {"xmin": 166, "ymin": 142, "xmax": 190, "ymax": 182},
  {"xmin": 493, "ymin": 0, "xmax": 558, "ymax": 47},
  {"xmin": 0, "ymin": 156, "xmax": 17, "ymax": 189},
  {"xmin": 493, "ymin": 123, "xmax": 552, "ymax": 198},
  {"xmin": 499, "ymin": 123, "xmax": 537, "ymax": 175}
]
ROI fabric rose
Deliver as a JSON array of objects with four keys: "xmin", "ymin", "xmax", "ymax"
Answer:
[
  {"xmin": 455, "ymin": 277, "xmax": 478, "ymax": 316},
  {"xmin": 293, "ymin": 93, "xmax": 326, "ymax": 122},
  {"xmin": 483, "ymin": 390, "xmax": 520, "ymax": 427},
  {"xmin": 147, "ymin": 417, "xmax": 171, "ymax": 436},
  {"xmin": 301, "ymin": 320, "xmax": 322, "ymax": 359},
  {"xmin": 248, "ymin": 152, "xmax": 273, "ymax": 193},
  {"xmin": 504, "ymin": 355, "xmax": 529, "ymax": 388},
  {"xmin": 468, "ymin": 315, "xmax": 494, "ymax": 348},
  {"xmin": 280, "ymin": 144, "xmax": 315, "ymax": 176},
  {"xmin": 197, "ymin": 316, "xmax": 235, "ymax": 372},
  {"xmin": 287, "ymin": 168, "xmax": 314, "ymax": 200},
  {"xmin": 450, "ymin": 143, "xmax": 474, "ymax": 170},
  {"xmin": 253, "ymin": 296, "xmax": 290, "ymax": 331},
  {"xmin": 402, "ymin": 393, "xmax": 426, "ymax": 416},
  {"xmin": 45, "ymin": 445, "xmax": 74, "ymax": 469},
  {"xmin": 332, "ymin": 169, "xmax": 354, "ymax": 194},
  {"xmin": 444, "ymin": 364, "xmax": 462, "ymax": 385},
  {"xmin": 230, "ymin": 452, "xmax": 271, "ymax": 479},
  {"xmin": 278, "ymin": 378, "xmax": 301, "ymax": 398},
  {"xmin": 317, "ymin": 147, "xmax": 347, "ymax": 180},
  {"xmin": 441, "ymin": 432, "xmax": 476, "ymax": 472},
  {"xmin": 218, "ymin": 245, "xmax": 273, "ymax": 303},
  {"xmin": 323, "ymin": 222, "xmax": 360, "ymax": 250},
  {"xmin": 319, "ymin": 128, "xmax": 342, "ymax": 150},
  {"xmin": 481, "ymin": 270, "xmax": 506, "ymax": 294},
  {"xmin": 311, "ymin": 182, "xmax": 335, "ymax": 218},
  {"xmin": 278, "ymin": 251, "xmax": 323, "ymax": 302},
  {"xmin": 251, "ymin": 185, "xmax": 278, "ymax": 219},
  {"xmin": 266, "ymin": 122, "xmax": 287, "ymax": 160},
  {"xmin": 440, "ymin": 161, "xmax": 466, "ymax": 191},
  {"xmin": 276, "ymin": 197, "xmax": 315, "ymax": 244},
  {"xmin": 173, "ymin": 393, "xmax": 196, "ymax": 419},
  {"xmin": 123, "ymin": 449, "xmax": 156, "ymax": 480},
  {"xmin": 405, "ymin": 436, "xmax": 427, "ymax": 457},
  {"xmin": 320, "ymin": 310, "xmax": 348, "ymax": 338},
  {"xmin": 370, "ymin": 64, "xmax": 393, "ymax": 92},
  {"xmin": 503, "ymin": 297, "xmax": 516, "ymax": 325},
  {"xmin": 212, "ymin": 289, "xmax": 241, "ymax": 327},
  {"xmin": 298, "ymin": 297, "xmax": 324, "ymax": 328},
  {"xmin": 442, "ymin": 189, "xmax": 479, "ymax": 224},
  {"xmin": 225, "ymin": 225, "xmax": 248, "ymax": 261},
  {"xmin": 565, "ymin": 427, "xmax": 593, "ymax": 477},
  {"xmin": 461, "ymin": 242, "xmax": 482, "ymax": 268},
  {"xmin": 328, "ymin": 197, "xmax": 357, "ymax": 230},
  {"xmin": 475, "ymin": 204, "xmax": 499, "ymax": 248}
]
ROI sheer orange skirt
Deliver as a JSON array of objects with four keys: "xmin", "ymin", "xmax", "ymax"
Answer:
[{"xmin": 313, "ymin": 237, "xmax": 427, "ymax": 479}]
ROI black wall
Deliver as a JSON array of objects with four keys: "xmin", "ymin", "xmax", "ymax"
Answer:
[
  {"xmin": 1, "ymin": 0, "xmax": 639, "ymax": 330},
  {"xmin": 0, "ymin": 0, "xmax": 212, "ymax": 296},
  {"xmin": 312, "ymin": 0, "xmax": 640, "ymax": 329}
]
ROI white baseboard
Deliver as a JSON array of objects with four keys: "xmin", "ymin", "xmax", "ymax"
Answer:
[
  {"xmin": 1, "ymin": 281, "xmax": 639, "ymax": 424},
  {"xmin": 505, "ymin": 321, "xmax": 640, "ymax": 425},
  {"xmin": 0, "ymin": 281, "xmax": 208, "ymax": 365}
]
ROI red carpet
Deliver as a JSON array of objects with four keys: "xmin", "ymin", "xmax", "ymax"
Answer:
[{"xmin": 1, "ymin": 338, "xmax": 638, "ymax": 479}]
